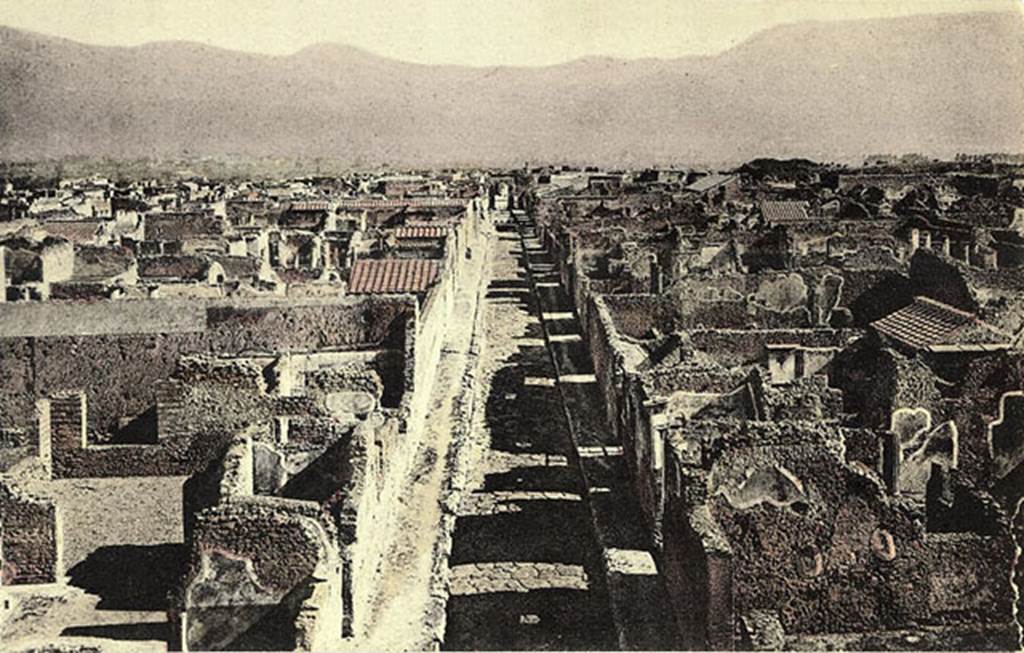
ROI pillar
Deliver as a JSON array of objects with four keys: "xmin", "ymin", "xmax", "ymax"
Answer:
[
  {"xmin": 0, "ymin": 245, "xmax": 6, "ymax": 303},
  {"xmin": 881, "ymin": 431, "xmax": 901, "ymax": 494},
  {"xmin": 36, "ymin": 399, "xmax": 52, "ymax": 478},
  {"xmin": 649, "ymin": 253, "xmax": 663, "ymax": 294}
]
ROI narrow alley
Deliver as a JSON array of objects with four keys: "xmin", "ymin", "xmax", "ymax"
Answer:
[{"xmin": 443, "ymin": 221, "xmax": 617, "ymax": 650}]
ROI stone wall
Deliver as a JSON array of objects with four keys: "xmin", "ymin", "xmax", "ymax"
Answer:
[
  {"xmin": 660, "ymin": 422, "xmax": 1018, "ymax": 647},
  {"xmin": 0, "ymin": 481, "xmax": 61, "ymax": 585},
  {"xmin": 909, "ymin": 250, "xmax": 977, "ymax": 312},
  {"xmin": 178, "ymin": 406, "xmax": 395, "ymax": 642},
  {"xmin": 688, "ymin": 329, "xmax": 852, "ymax": 370},
  {"xmin": 855, "ymin": 346, "xmax": 943, "ymax": 430},
  {"xmin": 0, "ymin": 296, "xmax": 414, "ymax": 472},
  {"xmin": 144, "ymin": 213, "xmax": 224, "ymax": 242},
  {"xmin": 660, "ymin": 498, "xmax": 733, "ymax": 650},
  {"xmin": 180, "ymin": 496, "xmax": 340, "ymax": 651}
]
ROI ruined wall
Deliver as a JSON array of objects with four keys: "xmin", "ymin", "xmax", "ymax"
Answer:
[
  {"xmin": 663, "ymin": 422, "xmax": 1017, "ymax": 644},
  {"xmin": 0, "ymin": 297, "xmax": 414, "ymax": 473},
  {"xmin": 145, "ymin": 213, "xmax": 224, "ymax": 242},
  {"xmin": 758, "ymin": 375, "xmax": 844, "ymax": 422},
  {"xmin": 598, "ymin": 294, "xmax": 679, "ymax": 339},
  {"xmin": 623, "ymin": 380, "xmax": 663, "ymax": 543},
  {"xmin": 839, "ymin": 268, "xmax": 913, "ymax": 326},
  {"xmin": 0, "ymin": 481, "xmax": 60, "ymax": 585},
  {"xmin": 182, "ymin": 497, "xmax": 340, "ymax": 651},
  {"xmin": 661, "ymin": 497, "xmax": 734, "ymax": 650},
  {"xmin": 909, "ymin": 250, "xmax": 977, "ymax": 312},
  {"xmin": 687, "ymin": 329, "xmax": 851, "ymax": 370},
  {"xmin": 858, "ymin": 347, "xmax": 943, "ymax": 430},
  {"xmin": 946, "ymin": 353, "xmax": 1024, "ymax": 487},
  {"xmin": 837, "ymin": 173, "xmax": 946, "ymax": 194},
  {"xmin": 586, "ymin": 294, "xmax": 652, "ymax": 451},
  {"xmin": 669, "ymin": 266, "xmax": 912, "ymax": 328},
  {"xmin": 179, "ymin": 397, "xmax": 397, "ymax": 641}
]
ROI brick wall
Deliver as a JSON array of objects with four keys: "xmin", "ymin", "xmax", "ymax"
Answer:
[{"xmin": 0, "ymin": 481, "xmax": 61, "ymax": 585}]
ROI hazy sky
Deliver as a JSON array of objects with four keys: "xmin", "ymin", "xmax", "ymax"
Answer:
[{"xmin": 2, "ymin": 0, "xmax": 1018, "ymax": 66}]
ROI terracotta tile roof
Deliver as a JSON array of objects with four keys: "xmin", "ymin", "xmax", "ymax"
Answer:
[
  {"xmin": 348, "ymin": 258, "xmax": 441, "ymax": 295},
  {"xmin": 760, "ymin": 201, "xmax": 809, "ymax": 222},
  {"xmin": 871, "ymin": 296, "xmax": 1012, "ymax": 351},
  {"xmin": 38, "ymin": 219, "xmax": 104, "ymax": 244},
  {"xmin": 393, "ymin": 226, "xmax": 448, "ymax": 239},
  {"xmin": 288, "ymin": 201, "xmax": 331, "ymax": 212}
]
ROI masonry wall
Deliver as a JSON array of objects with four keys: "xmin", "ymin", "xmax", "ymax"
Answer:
[
  {"xmin": 586, "ymin": 294, "xmax": 653, "ymax": 451},
  {"xmin": 909, "ymin": 250, "xmax": 977, "ymax": 312},
  {"xmin": 145, "ymin": 213, "xmax": 224, "ymax": 242},
  {"xmin": 44, "ymin": 360, "xmax": 350, "ymax": 480},
  {"xmin": 662, "ymin": 499, "xmax": 719, "ymax": 649},
  {"xmin": 0, "ymin": 297, "xmax": 414, "ymax": 474},
  {"xmin": 662, "ymin": 424, "xmax": 1018, "ymax": 645},
  {"xmin": 0, "ymin": 481, "xmax": 61, "ymax": 585},
  {"xmin": 181, "ymin": 497, "xmax": 339, "ymax": 651},
  {"xmin": 934, "ymin": 353, "xmax": 1024, "ymax": 490},
  {"xmin": 688, "ymin": 329, "xmax": 851, "ymax": 370}
]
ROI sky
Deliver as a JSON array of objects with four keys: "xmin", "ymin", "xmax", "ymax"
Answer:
[{"xmin": 1, "ymin": 0, "xmax": 1019, "ymax": 66}]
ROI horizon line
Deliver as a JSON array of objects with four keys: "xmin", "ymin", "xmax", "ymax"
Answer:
[{"xmin": 0, "ymin": 8, "xmax": 1016, "ymax": 69}]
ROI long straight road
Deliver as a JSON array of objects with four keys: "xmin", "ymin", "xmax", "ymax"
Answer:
[
  {"xmin": 514, "ymin": 211, "xmax": 678, "ymax": 650},
  {"xmin": 443, "ymin": 222, "xmax": 617, "ymax": 650}
]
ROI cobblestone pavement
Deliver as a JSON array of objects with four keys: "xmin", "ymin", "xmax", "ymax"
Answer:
[
  {"xmin": 517, "ymin": 214, "xmax": 678, "ymax": 650},
  {"xmin": 444, "ymin": 225, "xmax": 616, "ymax": 651}
]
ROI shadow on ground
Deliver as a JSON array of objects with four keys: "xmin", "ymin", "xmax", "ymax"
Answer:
[
  {"xmin": 444, "ymin": 235, "xmax": 616, "ymax": 650},
  {"xmin": 61, "ymin": 622, "xmax": 169, "ymax": 641},
  {"xmin": 67, "ymin": 543, "xmax": 186, "ymax": 611}
]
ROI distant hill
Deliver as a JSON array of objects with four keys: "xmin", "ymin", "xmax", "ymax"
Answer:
[{"xmin": 0, "ymin": 11, "xmax": 1022, "ymax": 166}]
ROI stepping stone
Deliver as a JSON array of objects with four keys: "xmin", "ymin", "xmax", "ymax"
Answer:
[
  {"xmin": 523, "ymin": 376, "xmax": 556, "ymax": 387},
  {"xmin": 548, "ymin": 333, "xmax": 582, "ymax": 343},
  {"xmin": 559, "ymin": 373, "xmax": 597, "ymax": 384}
]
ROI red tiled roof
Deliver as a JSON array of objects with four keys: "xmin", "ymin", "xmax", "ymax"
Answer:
[
  {"xmin": 871, "ymin": 296, "xmax": 1011, "ymax": 351},
  {"xmin": 288, "ymin": 201, "xmax": 331, "ymax": 212},
  {"xmin": 38, "ymin": 220, "xmax": 104, "ymax": 244},
  {"xmin": 348, "ymin": 258, "xmax": 441, "ymax": 295},
  {"xmin": 393, "ymin": 226, "xmax": 448, "ymax": 240},
  {"xmin": 760, "ymin": 201, "xmax": 809, "ymax": 222}
]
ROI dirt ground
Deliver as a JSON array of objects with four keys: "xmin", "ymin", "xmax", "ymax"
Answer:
[{"xmin": 2, "ymin": 475, "xmax": 186, "ymax": 651}]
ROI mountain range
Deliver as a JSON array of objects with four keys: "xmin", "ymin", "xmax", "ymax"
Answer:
[{"xmin": 0, "ymin": 11, "xmax": 1022, "ymax": 166}]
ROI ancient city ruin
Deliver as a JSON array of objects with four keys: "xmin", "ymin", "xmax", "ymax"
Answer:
[
  {"xmin": 1, "ymin": 3, "xmax": 1024, "ymax": 652},
  {"xmin": 1, "ymin": 156, "xmax": 1022, "ymax": 651}
]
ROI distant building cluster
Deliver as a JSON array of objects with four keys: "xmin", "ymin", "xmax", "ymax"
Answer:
[{"xmin": 0, "ymin": 173, "xmax": 480, "ymax": 301}]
